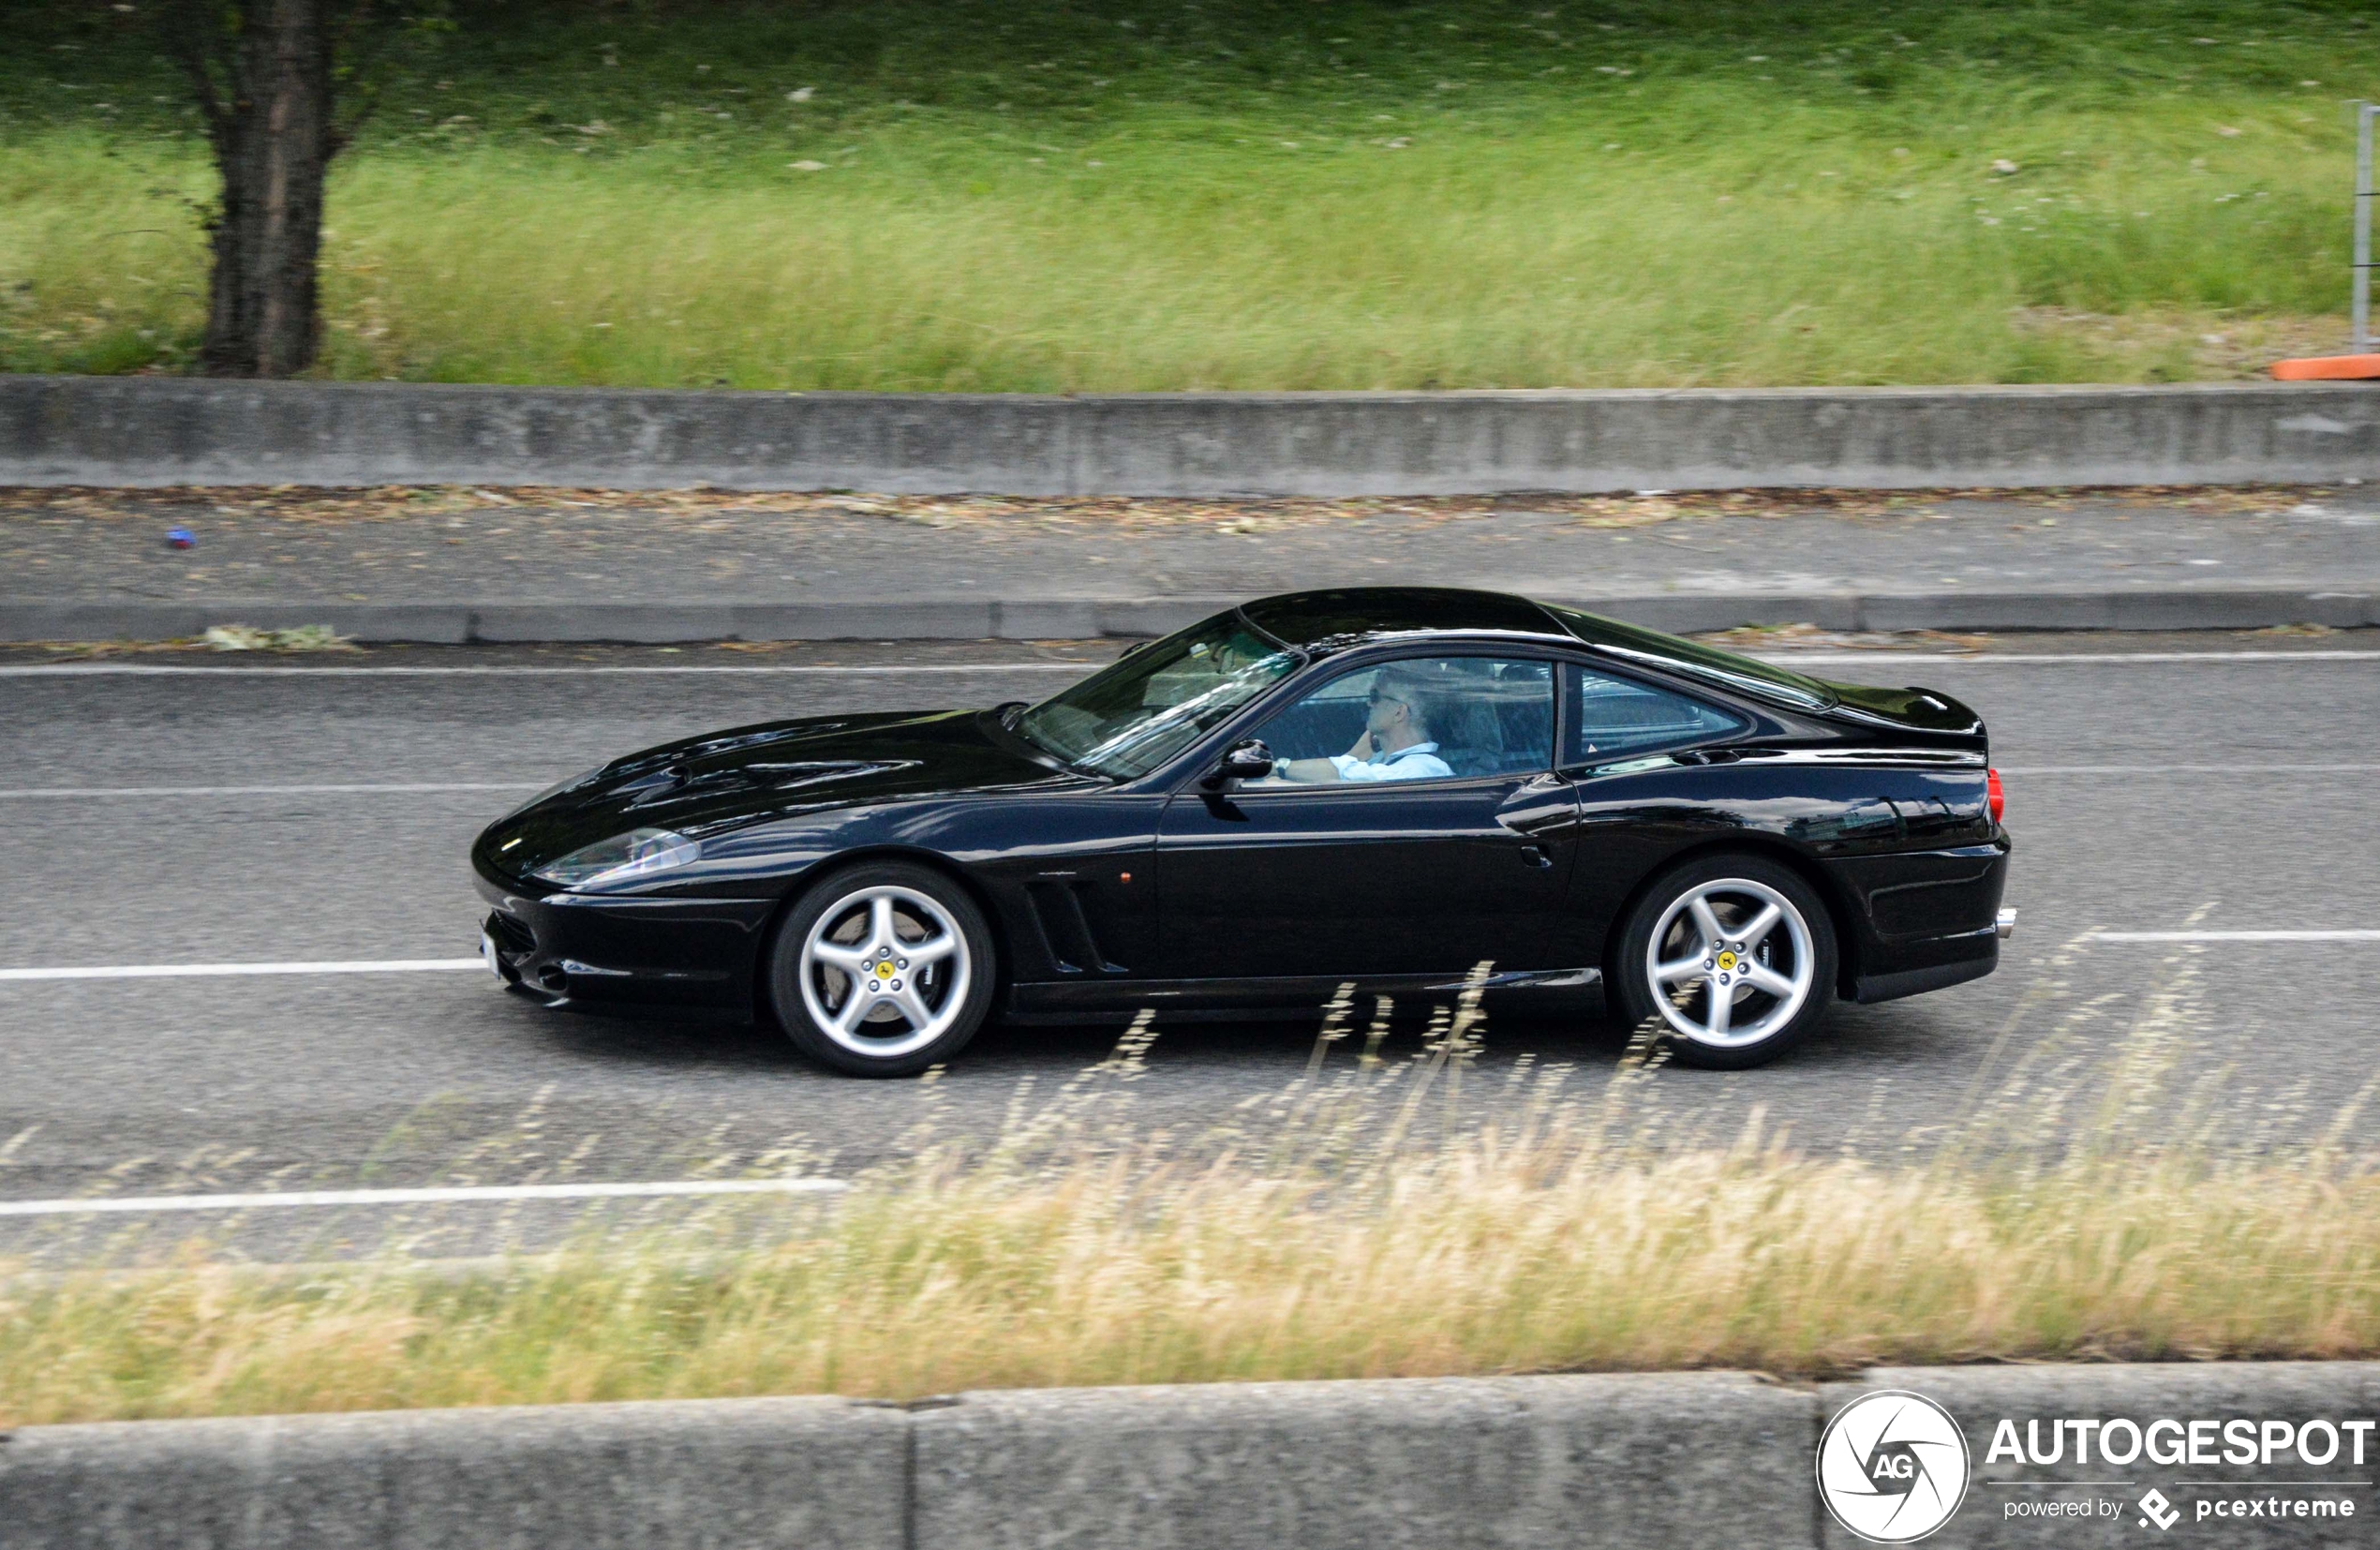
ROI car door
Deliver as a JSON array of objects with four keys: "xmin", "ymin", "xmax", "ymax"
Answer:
[
  {"xmin": 1549, "ymin": 662, "xmax": 1763, "ymax": 964},
  {"xmin": 1153, "ymin": 654, "xmax": 1580, "ymax": 982}
]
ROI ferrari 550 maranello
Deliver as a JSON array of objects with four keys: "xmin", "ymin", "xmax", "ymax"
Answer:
[{"xmin": 472, "ymin": 588, "xmax": 2015, "ymax": 1076}]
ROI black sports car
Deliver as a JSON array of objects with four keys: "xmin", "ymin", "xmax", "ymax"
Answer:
[{"xmin": 472, "ymin": 589, "xmax": 2014, "ymax": 1076}]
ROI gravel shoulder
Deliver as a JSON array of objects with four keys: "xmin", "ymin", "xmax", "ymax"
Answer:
[{"xmin": 7, "ymin": 484, "xmax": 2378, "ymax": 615}]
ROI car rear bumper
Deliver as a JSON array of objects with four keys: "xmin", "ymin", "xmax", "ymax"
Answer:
[
  {"xmin": 473, "ymin": 872, "xmax": 779, "ymax": 1021},
  {"xmin": 1826, "ymin": 839, "xmax": 2013, "ymax": 1006},
  {"xmin": 1851, "ymin": 937, "xmax": 1999, "ymax": 1005}
]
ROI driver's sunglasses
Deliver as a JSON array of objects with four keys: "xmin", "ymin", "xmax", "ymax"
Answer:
[{"xmin": 1366, "ymin": 688, "xmax": 1406, "ymax": 707}]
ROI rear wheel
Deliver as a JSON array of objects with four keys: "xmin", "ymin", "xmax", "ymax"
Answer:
[
  {"xmin": 1612, "ymin": 854, "xmax": 1836, "ymax": 1069},
  {"xmin": 767, "ymin": 861, "xmax": 996, "ymax": 1077}
]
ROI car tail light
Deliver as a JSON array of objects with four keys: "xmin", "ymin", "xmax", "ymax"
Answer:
[{"xmin": 1986, "ymin": 768, "xmax": 2005, "ymax": 825}]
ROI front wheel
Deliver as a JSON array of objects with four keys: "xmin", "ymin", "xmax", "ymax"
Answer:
[
  {"xmin": 1611, "ymin": 854, "xmax": 1837, "ymax": 1069},
  {"xmin": 767, "ymin": 861, "xmax": 997, "ymax": 1077}
]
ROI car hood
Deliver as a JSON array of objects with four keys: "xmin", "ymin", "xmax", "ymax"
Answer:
[{"xmin": 476, "ymin": 708, "xmax": 1083, "ymax": 881}]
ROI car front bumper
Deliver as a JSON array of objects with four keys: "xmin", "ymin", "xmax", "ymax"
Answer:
[{"xmin": 473, "ymin": 871, "xmax": 781, "ymax": 1021}]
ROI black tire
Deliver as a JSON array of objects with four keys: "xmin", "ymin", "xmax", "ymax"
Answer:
[
  {"xmin": 1610, "ymin": 852, "xmax": 1837, "ymax": 1070},
  {"xmin": 766, "ymin": 860, "xmax": 998, "ymax": 1078}
]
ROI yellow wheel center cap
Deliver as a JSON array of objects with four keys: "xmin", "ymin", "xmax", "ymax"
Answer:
[
  {"xmin": 875, "ymin": 962, "xmax": 894, "ymax": 979},
  {"xmin": 1717, "ymin": 951, "xmax": 1738, "ymax": 972}
]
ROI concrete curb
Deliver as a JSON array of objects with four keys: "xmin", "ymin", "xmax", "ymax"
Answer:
[
  {"xmin": 913, "ymin": 1373, "xmax": 1812, "ymax": 1550},
  {"xmin": 6, "ymin": 376, "xmax": 2379, "ymax": 495},
  {"xmin": 2, "ymin": 1396, "xmax": 908, "ymax": 1550},
  {"xmin": 4, "ymin": 589, "xmax": 2373, "ymax": 645},
  {"xmin": 4, "ymin": 1365, "xmax": 2374, "ymax": 1549}
]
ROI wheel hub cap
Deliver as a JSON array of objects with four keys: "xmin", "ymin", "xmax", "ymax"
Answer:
[
  {"xmin": 797, "ymin": 885, "xmax": 971, "ymax": 1059},
  {"xmin": 1644, "ymin": 877, "xmax": 1815, "ymax": 1049}
]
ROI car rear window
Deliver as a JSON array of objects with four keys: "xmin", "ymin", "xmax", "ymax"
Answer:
[
  {"xmin": 1539, "ymin": 605, "xmax": 1837, "ymax": 710},
  {"xmin": 1566, "ymin": 667, "xmax": 1748, "ymax": 764}
]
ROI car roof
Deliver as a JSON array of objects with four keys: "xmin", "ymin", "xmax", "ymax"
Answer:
[
  {"xmin": 1238, "ymin": 587, "xmax": 1571, "ymax": 649},
  {"xmin": 1237, "ymin": 587, "xmax": 1838, "ymax": 709}
]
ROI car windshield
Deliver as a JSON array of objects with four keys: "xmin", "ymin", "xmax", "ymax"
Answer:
[
  {"xmin": 1540, "ymin": 604, "xmax": 1837, "ymax": 710},
  {"xmin": 1015, "ymin": 614, "xmax": 1301, "ymax": 777}
]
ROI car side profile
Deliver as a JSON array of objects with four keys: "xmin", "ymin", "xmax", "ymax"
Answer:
[{"xmin": 471, "ymin": 588, "xmax": 2014, "ymax": 1076}]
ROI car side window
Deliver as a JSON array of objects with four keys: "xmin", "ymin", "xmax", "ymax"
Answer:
[
  {"xmin": 1249, "ymin": 656, "xmax": 1555, "ymax": 786},
  {"xmin": 1564, "ymin": 663, "xmax": 1748, "ymax": 765}
]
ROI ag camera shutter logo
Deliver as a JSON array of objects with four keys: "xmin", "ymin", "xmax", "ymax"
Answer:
[{"xmin": 1818, "ymin": 1390, "xmax": 1972, "ymax": 1543}]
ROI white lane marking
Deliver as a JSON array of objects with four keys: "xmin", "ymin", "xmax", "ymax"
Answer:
[
  {"xmin": 0, "ymin": 663, "xmax": 1097, "ymax": 677},
  {"xmin": 3, "ymin": 932, "xmax": 2367, "ymax": 982},
  {"xmin": 1997, "ymin": 764, "xmax": 2380, "ymax": 775},
  {"xmin": 2, "ymin": 766, "xmax": 2363, "ymax": 799},
  {"xmin": 1, "ymin": 650, "xmax": 2376, "ymax": 678},
  {"xmin": 0, "ymin": 766, "xmax": 2358, "ymax": 801},
  {"xmin": 0, "ymin": 959, "xmax": 483, "ymax": 982},
  {"xmin": 1754, "ymin": 650, "xmax": 2380, "ymax": 666},
  {"xmin": 2089, "ymin": 931, "xmax": 2380, "ymax": 942},
  {"xmin": 0, "ymin": 1179, "xmax": 847, "ymax": 1218},
  {"xmin": 1, "ymin": 766, "xmax": 2361, "ymax": 801},
  {"xmin": 0, "ymin": 782, "xmax": 542, "ymax": 799}
]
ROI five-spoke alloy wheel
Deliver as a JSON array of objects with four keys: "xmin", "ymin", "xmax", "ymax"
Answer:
[
  {"xmin": 768, "ymin": 861, "xmax": 997, "ymax": 1076},
  {"xmin": 1613, "ymin": 854, "xmax": 1837, "ymax": 1068}
]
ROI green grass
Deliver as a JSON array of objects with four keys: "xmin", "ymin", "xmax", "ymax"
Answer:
[{"xmin": 1, "ymin": 0, "xmax": 2374, "ymax": 389}]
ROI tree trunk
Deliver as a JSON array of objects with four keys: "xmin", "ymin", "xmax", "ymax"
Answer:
[{"xmin": 198, "ymin": 0, "xmax": 336, "ymax": 378}]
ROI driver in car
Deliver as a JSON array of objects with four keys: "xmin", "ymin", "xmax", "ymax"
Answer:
[{"xmin": 1271, "ymin": 667, "xmax": 1456, "ymax": 782}]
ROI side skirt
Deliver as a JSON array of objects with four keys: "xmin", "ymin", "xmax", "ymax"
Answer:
[{"xmin": 1005, "ymin": 967, "xmax": 1600, "ymax": 1022}]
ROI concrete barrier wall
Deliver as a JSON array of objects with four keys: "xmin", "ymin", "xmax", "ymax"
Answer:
[
  {"xmin": 7, "ymin": 1365, "xmax": 2376, "ymax": 1549},
  {"xmin": 4, "ymin": 375, "xmax": 2379, "ymax": 495}
]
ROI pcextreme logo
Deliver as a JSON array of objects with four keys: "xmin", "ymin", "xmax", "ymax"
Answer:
[
  {"xmin": 1818, "ymin": 1390, "xmax": 1973, "ymax": 1544},
  {"xmin": 2136, "ymin": 1488, "xmax": 2182, "ymax": 1530}
]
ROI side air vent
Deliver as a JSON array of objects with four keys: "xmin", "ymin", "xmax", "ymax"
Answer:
[{"xmin": 1024, "ymin": 881, "xmax": 1127, "ymax": 976}]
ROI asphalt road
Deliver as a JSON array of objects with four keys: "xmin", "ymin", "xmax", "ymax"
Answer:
[{"xmin": 2, "ymin": 633, "xmax": 2375, "ymax": 1263}]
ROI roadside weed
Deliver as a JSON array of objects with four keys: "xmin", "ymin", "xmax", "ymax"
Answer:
[{"xmin": 4, "ymin": 946, "xmax": 2375, "ymax": 1424}]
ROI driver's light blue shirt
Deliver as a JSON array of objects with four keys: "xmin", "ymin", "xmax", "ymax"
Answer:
[{"xmin": 1328, "ymin": 740, "xmax": 1452, "ymax": 782}]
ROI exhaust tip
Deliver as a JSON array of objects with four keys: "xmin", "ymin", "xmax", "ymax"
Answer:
[{"xmin": 1996, "ymin": 908, "xmax": 2018, "ymax": 940}]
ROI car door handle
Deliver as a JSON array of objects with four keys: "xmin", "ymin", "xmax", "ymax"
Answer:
[{"xmin": 1517, "ymin": 843, "xmax": 1553, "ymax": 868}]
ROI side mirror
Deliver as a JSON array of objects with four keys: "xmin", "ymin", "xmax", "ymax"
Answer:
[{"xmin": 1203, "ymin": 738, "xmax": 1275, "ymax": 789}]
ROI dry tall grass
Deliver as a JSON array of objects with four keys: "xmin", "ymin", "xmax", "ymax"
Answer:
[{"xmin": 6, "ymin": 965, "xmax": 2378, "ymax": 1427}]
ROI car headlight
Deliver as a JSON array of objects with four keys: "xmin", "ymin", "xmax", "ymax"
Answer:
[{"xmin": 529, "ymin": 827, "xmax": 701, "ymax": 889}]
